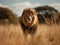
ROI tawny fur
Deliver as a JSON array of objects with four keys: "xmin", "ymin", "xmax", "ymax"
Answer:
[{"xmin": 20, "ymin": 8, "xmax": 38, "ymax": 36}]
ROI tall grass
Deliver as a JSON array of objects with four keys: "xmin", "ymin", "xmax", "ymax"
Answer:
[
  {"xmin": 0, "ymin": 24, "xmax": 60, "ymax": 45},
  {"xmin": 0, "ymin": 24, "xmax": 24, "ymax": 45}
]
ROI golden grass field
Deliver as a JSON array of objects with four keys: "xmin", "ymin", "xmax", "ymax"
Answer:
[
  {"xmin": 0, "ymin": 24, "xmax": 60, "ymax": 45},
  {"xmin": 0, "ymin": 6, "xmax": 60, "ymax": 45}
]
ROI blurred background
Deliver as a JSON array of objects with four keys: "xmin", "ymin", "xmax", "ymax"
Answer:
[{"xmin": 0, "ymin": 0, "xmax": 60, "ymax": 16}]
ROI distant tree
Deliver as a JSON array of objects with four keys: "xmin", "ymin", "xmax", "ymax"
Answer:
[
  {"xmin": 34, "ymin": 5, "xmax": 58, "ymax": 13},
  {"xmin": 0, "ymin": 7, "xmax": 19, "ymax": 24},
  {"xmin": 34, "ymin": 5, "xmax": 58, "ymax": 24}
]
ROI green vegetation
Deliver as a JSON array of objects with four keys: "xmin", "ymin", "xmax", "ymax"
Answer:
[
  {"xmin": 0, "ymin": 7, "xmax": 19, "ymax": 25},
  {"xmin": 34, "ymin": 5, "xmax": 60, "ymax": 25},
  {"xmin": 34, "ymin": 5, "xmax": 58, "ymax": 12}
]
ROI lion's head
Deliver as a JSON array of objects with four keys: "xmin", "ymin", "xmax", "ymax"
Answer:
[{"xmin": 21, "ymin": 8, "xmax": 38, "ymax": 27}]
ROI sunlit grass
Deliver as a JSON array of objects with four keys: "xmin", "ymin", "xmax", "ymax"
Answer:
[{"xmin": 0, "ymin": 24, "xmax": 60, "ymax": 45}]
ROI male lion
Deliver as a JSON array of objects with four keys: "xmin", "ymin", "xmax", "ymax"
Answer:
[{"xmin": 20, "ymin": 8, "xmax": 38, "ymax": 36}]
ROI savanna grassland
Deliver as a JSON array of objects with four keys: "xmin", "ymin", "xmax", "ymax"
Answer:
[
  {"xmin": 0, "ymin": 24, "xmax": 60, "ymax": 45},
  {"xmin": 0, "ymin": 6, "xmax": 60, "ymax": 45}
]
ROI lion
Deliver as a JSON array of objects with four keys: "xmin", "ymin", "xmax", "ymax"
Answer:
[{"xmin": 20, "ymin": 8, "xmax": 38, "ymax": 37}]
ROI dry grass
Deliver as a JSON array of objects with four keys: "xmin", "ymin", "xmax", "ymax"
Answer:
[
  {"xmin": 0, "ymin": 24, "xmax": 24, "ymax": 45},
  {"xmin": 0, "ymin": 24, "xmax": 60, "ymax": 45},
  {"xmin": 34, "ymin": 24, "xmax": 60, "ymax": 45}
]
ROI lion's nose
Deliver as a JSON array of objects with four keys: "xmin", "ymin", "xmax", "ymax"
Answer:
[
  {"xmin": 26, "ymin": 15, "xmax": 32, "ymax": 20},
  {"xmin": 26, "ymin": 15, "xmax": 32, "ymax": 23}
]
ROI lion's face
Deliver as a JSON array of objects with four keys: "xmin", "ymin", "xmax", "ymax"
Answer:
[
  {"xmin": 21, "ymin": 8, "xmax": 38, "ymax": 27},
  {"xmin": 25, "ymin": 12, "xmax": 35, "ymax": 24}
]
